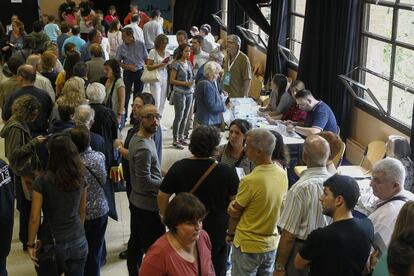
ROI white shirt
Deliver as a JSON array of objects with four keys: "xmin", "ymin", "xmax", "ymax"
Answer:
[
  {"xmin": 202, "ymin": 33, "xmax": 218, "ymax": 53},
  {"xmin": 125, "ymin": 23, "xmax": 144, "ymax": 43},
  {"xmin": 148, "ymin": 49, "xmax": 169, "ymax": 77},
  {"xmin": 143, "ymin": 19, "xmax": 163, "ymax": 50},
  {"xmin": 35, "ymin": 72, "xmax": 55, "ymax": 102},
  {"xmin": 192, "ymin": 50, "xmax": 209, "ymax": 76},
  {"xmin": 278, "ymin": 167, "xmax": 332, "ymax": 240},
  {"xmin": 108, "ymin": 31, "xmax": 123, "ymax": 58},
  {"xmin": 368, "ymin": 189, "xmax": 414, "ymax": 246},
  {"xmin": 101, "ymin": 37, "xmax": 110, "ymax": 60}
]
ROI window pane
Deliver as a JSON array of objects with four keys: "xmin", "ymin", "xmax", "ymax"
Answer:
[
  {"xmin": 261, "ymin": 7, "xmax": 271, "ymax": 24},
  {"xmin": 399, "ymin": 0, "xmax": 414, "ymax": 4},
  {"xmin": 394, "ymin": 47, "xmax": 414, "ymax": 87},
  {"xmin": 362, "ymin": 72, "xmax": 389, "ymax": 111},
  {"xmin": 391, "ymin": 86, "xmax": 413, "ymax": 127},
  {"xmin": 365, "ymin": 38, "xmax": 392, "ymax": 77},
  {"xmin": 293, "ymin": 0, "xmax": 307, "ymax": 15},
  {"xmin": 293, "ymin": 16, "xmax": 304, "ymax": 43},
  {"xmin": 397, "ymin": 9, "xmax": 414, "ymax": 45},
  {"xmin": 365, "ymin": 4, "xmax": 393, "ymax": 39},
  {"xmin": 292, "ymin": 41, "xmax": 302, "ymax": 61}
]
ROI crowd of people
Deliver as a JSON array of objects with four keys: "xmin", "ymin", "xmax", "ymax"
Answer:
[{"xmin": 0, "ymin": 0, "xmax": 413, "ymax": 276}]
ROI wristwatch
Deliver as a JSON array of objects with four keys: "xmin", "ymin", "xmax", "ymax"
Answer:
[{"xmin": 275, "ymin": 263, "xmax": 285, "ymax": 271}]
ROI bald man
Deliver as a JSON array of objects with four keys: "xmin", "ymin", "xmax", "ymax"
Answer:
[
  {"xmin": 126, "ymin": 104, "xmax": 165, "ymax": 275},
  {"xmin": 274, "ymin": 135, "xmax": 332, "ymax": 276},
  {"xmin": 26, "ymin": 54, "xmax": 55, "ymax": 101},
  {"xmin": 2, "ymin": 64, "xmax": 53, "ymax": 136}
]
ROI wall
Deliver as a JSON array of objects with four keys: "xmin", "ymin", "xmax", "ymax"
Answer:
[{"xmin": 39, "ymin": 0, "xmax": 81, "ymax": 18}]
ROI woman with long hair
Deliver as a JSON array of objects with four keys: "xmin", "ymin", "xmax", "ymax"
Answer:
[
  {"xmin": 104, "ymin": 59, "xmax": 125, "ymax": 127},
  {"xmin": 56, "ymin": 51, "xmax": 81, "ymax": 96},
  {"xmin": 107, "ymin": 19, "xmax": 122, "ymax": 59},
  {"xmin": 170, "ymin": 43, "xmax": 194, "ymax": 149},
  {"xmin": 260, "ymin": 74, "xmax": 290, "ymax": 117},
  {"xmin": 1, "ymin": 19, "xmax": 26, "ymax": 59},
  {"xmin": 27, "ymin": 135, "xmax": 88, "ymax": 275},
  {"xmin": 216, "ymin": 119, "xmax": 254, "ymax": 175}
]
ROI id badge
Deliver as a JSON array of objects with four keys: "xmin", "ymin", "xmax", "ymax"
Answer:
[{"xmin": 223, "ymin": 72, "xmax": 232, "ymax": 86}]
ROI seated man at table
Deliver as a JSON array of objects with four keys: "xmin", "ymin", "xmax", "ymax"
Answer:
[
  {"xmin": 287, "ymin": 89, "xmax": 337, "ymax": 137},
  {"xmin": 368, "ymin": 158, "xmax": 414, "ymax": 247}
]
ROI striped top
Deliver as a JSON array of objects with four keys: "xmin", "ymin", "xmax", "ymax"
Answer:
[{"xmin": 278, "ymin": 167, "xmax": 331, "ymax": 240}]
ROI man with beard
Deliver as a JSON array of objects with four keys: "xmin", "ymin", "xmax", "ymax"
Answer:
[
  {"xmin": 294, "ymin": 175, "xmax": 374, "ymax": 276},
  {"xmin": 127, "ymin": 104, "xmax": 165, "ymax": 276}
]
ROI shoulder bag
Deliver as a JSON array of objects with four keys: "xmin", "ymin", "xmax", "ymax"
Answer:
[
  {"xmin": 141, "ymin": 65, "xmax": 161, "ymax": 83},
  {"xmin": 190, "ymin": 160, "xmax": 218, "ymax": 194}
]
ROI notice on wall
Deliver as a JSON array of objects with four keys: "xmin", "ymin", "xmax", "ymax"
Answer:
[{"xmin": 11, "ymin": 0, "xmax": 22, "ymax": 3}]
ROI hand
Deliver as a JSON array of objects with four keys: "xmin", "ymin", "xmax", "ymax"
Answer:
[
  {"xmin": 28, "ymin": 246, "xmax": 39, "ymax": 267},
  {"xmin": 113, "ymin": 139, "xmax": 123, "ymax": 150},
  {"xmin": 287, "ymin": 123, "xmax": 295, "ymax": 133},
  {"xmin": 227, "ymin": 200, "xmax": 242, "ymax": 218},
  {"xmin": 370, "ymin": 249, "xmax": 380, "ymax": 271},
  {"xmin": 35, "ymin": 135, "xmax": 47, "ymax": 143},
  {"xmin": 225, "ymin": 234, "xmax": 234, "ymax": 244},
  {"xmin": 1, "ymin": 46, "xmax": 10, "ymax": 51}
]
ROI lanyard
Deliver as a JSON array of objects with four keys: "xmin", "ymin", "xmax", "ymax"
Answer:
[{"xmin": 227, "ymin": 50, "xmax": 240, "ymax": 71}]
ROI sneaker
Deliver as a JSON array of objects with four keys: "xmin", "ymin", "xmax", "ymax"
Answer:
[
  {"xmin": 172, "ymin": 141, "xmax": 184, "ymax": 150},
  {"xmin": 179, "ymin": 139, "xmax": 190, "ymax": 146}
]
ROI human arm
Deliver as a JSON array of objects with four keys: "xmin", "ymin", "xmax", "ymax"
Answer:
[
  {"xmin": 146, "ymin": 58, "xmax": 167, "ymax": 71},
  {"xmin": 157, "ymin": 190, "xmax": 171, "ymax": 218},
  {"xmin": 170, "ymin": 67, "xmax": 193, "ymax": 87},
  {"xmin": 27, "ymin": 190, "xmax": 43, "ymax": 266},
  {"xmin": 133, "ymin": 147, "xmax": 162, "ymax": 191},
  {"xmin": 79, "ymin": 188, "xmax": 87, "ymax": 224},
  {"xmin": 292, "ymin": 125, "xmax": 321, "ymax": 137},
  {"xmin": 116, "ymin": 85, "xmax": 125, "ymax": 120},
  {"xmin": 294, "ymin": 253, "xmax": 311, "ymax": 269},
  {"xmin": 226, "ymin": 200, "xmax": 244, "ymax": 243},
  {"xmin": 242, "ymin": 79, "xmax": 251, "ymax": 97},
  {"xmin": 273, "ymin": 230, "xmax": 297, "ymax": 275}
]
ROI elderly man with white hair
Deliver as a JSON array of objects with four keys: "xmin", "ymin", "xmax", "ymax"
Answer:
[
  {"xmin": 368, "ymin": 157, "xmax": 414, "ymax": 247},
  {"xmin": 222, "ymin": 34, "xmax": 252, "ymax": 98},
  {"xmin": 194, "ymin": 61, "xmax": 228, "ymax": 127},
  {"xmin": 227, "ymin": 129, "xmax": 288, "ymax": 275},
  {"xmin": 86, "ymin": 82, "xmax": 119, "ymax": 167}
]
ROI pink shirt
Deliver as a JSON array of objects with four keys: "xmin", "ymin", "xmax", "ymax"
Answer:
[{"xmin": 140, "ymin": 230, "xmax": 215, "ymax": 276}]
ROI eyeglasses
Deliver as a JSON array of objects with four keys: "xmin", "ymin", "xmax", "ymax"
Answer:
[{"xmin": 142, "ymin": 113, "xmax": 162, "ymax": 120}]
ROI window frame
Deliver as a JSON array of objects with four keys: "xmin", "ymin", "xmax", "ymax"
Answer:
[
  {"xmin": 358, "ymin": 0, "xmax": 414, "ymax": 134},
  {"xmin": 287, "ymin": 0, "xmax": 306, "ymax": 69},
  {"xmin": 242, "ymin": 3, "xmax": 271, "ymax": 54}
]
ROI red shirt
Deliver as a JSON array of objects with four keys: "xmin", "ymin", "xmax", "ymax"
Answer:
[
  {"xmin": 123, "ymin": 11, "xmax": 150, "ymax": 28},
  {"xmin": 140, "ymin": 230, "xmax": 215, "ymax": 276},
  {"xmin": 282, "ymin": 104, "xmax": 308, "ymax": 122}
]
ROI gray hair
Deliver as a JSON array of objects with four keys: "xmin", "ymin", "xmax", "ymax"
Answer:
[
  {"xmin": 209, "ymin": 49, "xmax": 224, "ymax": 64},
  {"xmin": 246, "ymin": 129, "xmax": 275, "ymax": 156},
  {"xmin": 227, "ymin": 34, "xmax": 241, "ymax": 48},
  {"xmin": 372, "ymin": 157, "xmax": 406, "ymax": 188},
  {"xmin": 86, "ymin": 82, "xmax": 106, "ymax": 104},
  {"xmin": 303, "ymin": 135, "xmax": 330, "ymax": 167},
  {"xmin": 74, "ymin": 104, "xmax": 95, "ymax": 129},
  {"xmin": 203, "ymin": 61, "xmax": 222, "ymax": 80}
]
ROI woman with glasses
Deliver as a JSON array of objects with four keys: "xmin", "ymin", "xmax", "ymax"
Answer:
[{"xmin": 170, "ymin": 43, "xmax": 194, "ymax": 149}]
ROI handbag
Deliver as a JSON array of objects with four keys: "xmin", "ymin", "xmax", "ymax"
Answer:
[
  {"xmin": 190, "ymin": 160, "xmax": 218, "ymax": 194},
  {"xmin": 105, "ymin": 78, "xmax": 119, "ymax": 110},
  {"xmin": 141, "ymin": 65, "xmax": 161, "ymax": 83}
]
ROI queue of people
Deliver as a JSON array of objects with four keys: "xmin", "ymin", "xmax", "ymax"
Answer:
[{"xmin": 0, "ymin": 1, "xmax": 413, "ymax": 276}]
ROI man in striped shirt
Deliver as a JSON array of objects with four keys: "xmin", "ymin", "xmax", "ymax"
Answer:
[{"xmin": 274, "ymin": 135, "xmax": 332, "ymax": 276}]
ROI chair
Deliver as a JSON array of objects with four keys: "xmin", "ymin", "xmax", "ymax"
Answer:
[
  {"xmin": 294, "ymin": 141, "xmax": 346, "ymax": 176},
  {"xmin": 338, "ymin": 140, "xmax": 386, "ymax": 177}
]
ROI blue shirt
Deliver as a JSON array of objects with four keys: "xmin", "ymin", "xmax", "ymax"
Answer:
[
  {"xmin": 62, "ymin": 35, "xmax": 86, "ymax": 53},
  {"xmin": 43, "ymin": 23, "xmax": 60, "ymax": 42},
  {"xmin": 304, "ymin": 101, "xmax": 338, "ymax": 133},
  {"xmin": 115, "ymin": 40, "xmax": 148, "ymax": 71}
]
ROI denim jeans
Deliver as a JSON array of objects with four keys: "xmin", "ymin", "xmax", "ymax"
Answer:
[
  {"xmin": 37, "ymin": 236, "xmax": 88, "ymax": 276},
  {"xmin": 127, "ymin": 204, "xmax": 165, "ymax": 276},
  {"xmin": 0, "ymin": 258, "xmax": 6, "ymax": 276},
  {"xmin": 231, "ymin": 245, "xmax": 276, "ymax": 276},
  {"xmin": 123, "ymin": 69, "xmax": 144, "ymax": 122},
  {"xmin": 172, "ymin": 92, "xmax": 193, "ymax": 141},
  {"xmin": 84, "ymin": 214, "xmax": 108, "ymax": 276}
]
